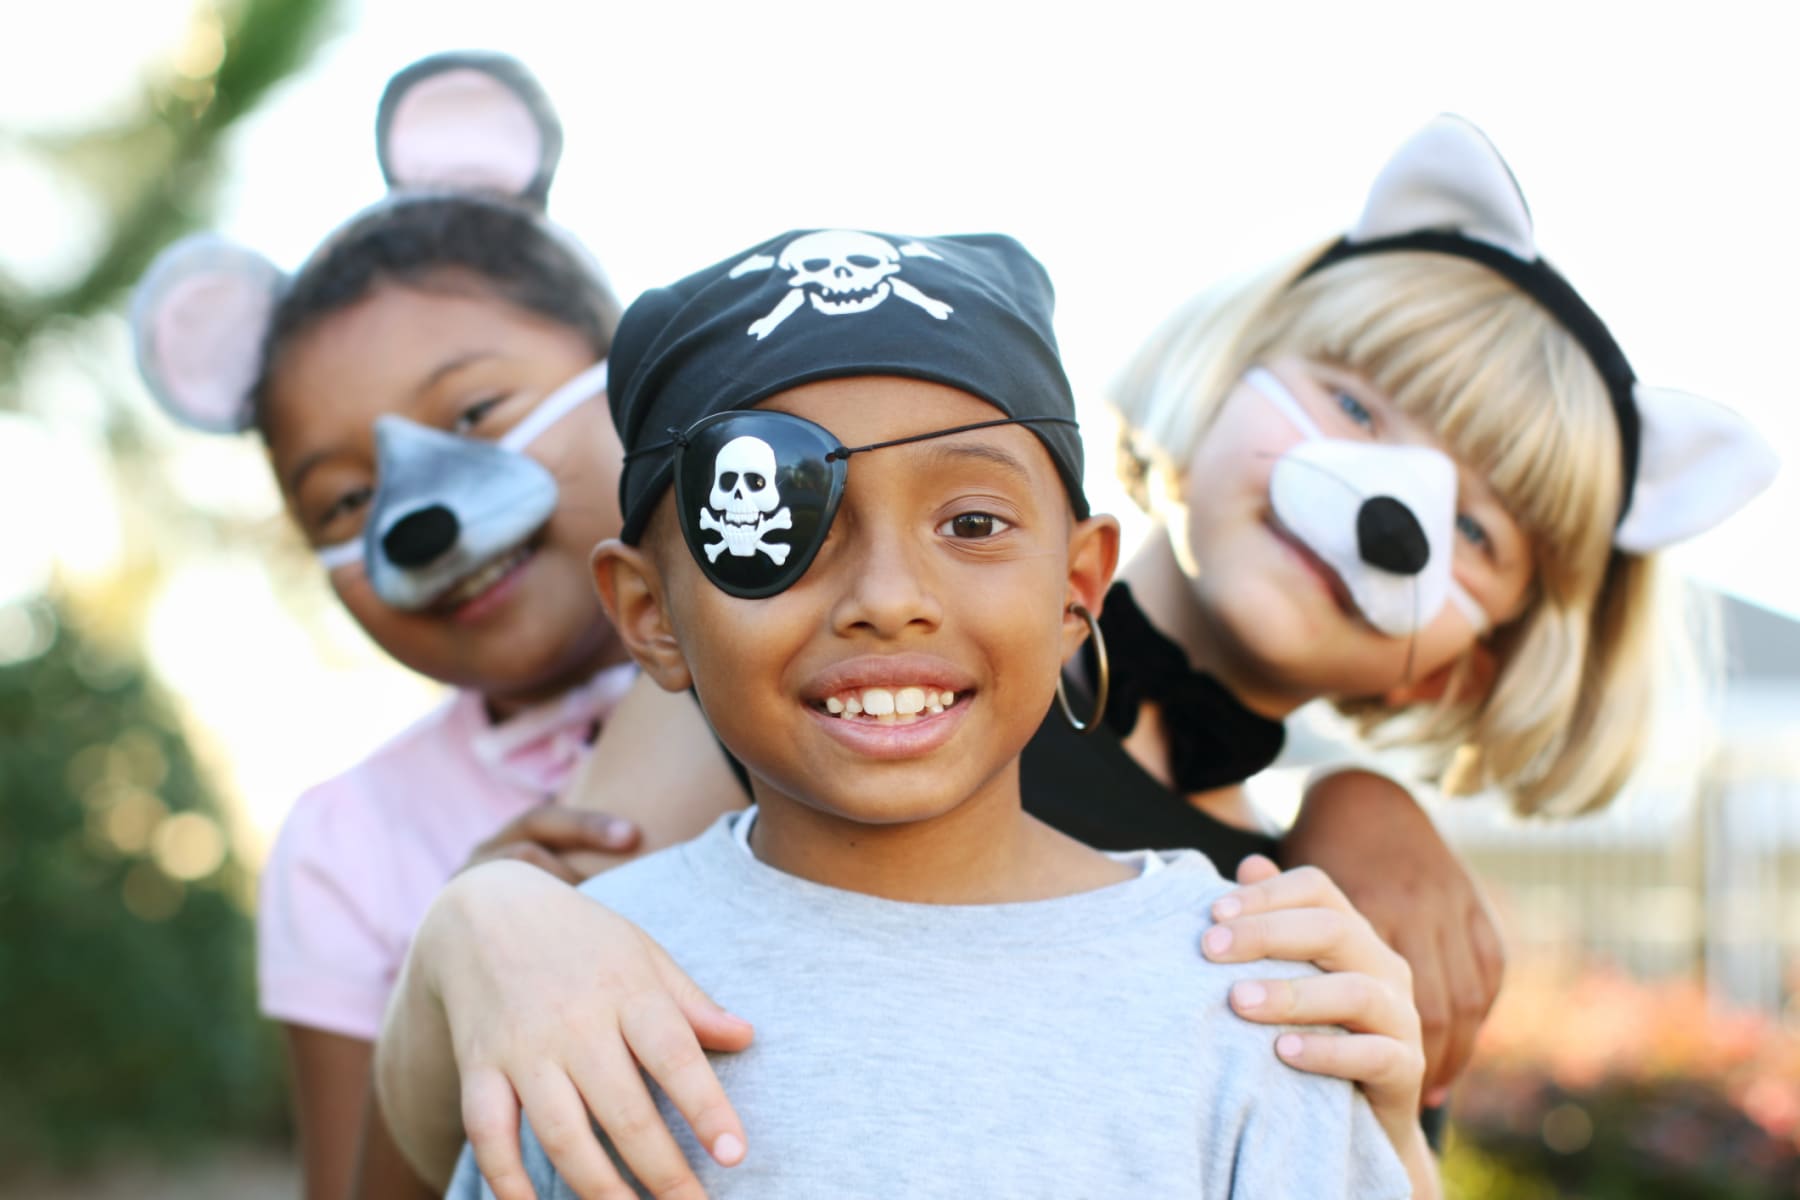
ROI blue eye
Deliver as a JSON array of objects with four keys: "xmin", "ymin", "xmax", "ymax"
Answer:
[
  {"xmin": 1456, "ymin": 512, "xmax": 1492, "ymax": 551},
  {"xmin": 1335, "ymin": 390, "xmax": 1375, "ymax": 430}
]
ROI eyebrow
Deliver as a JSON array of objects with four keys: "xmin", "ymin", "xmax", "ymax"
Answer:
[
  {"xmin": 916, "ymin": 439, "xmax": 1037, "ymax": 488},
  {"xmin": 284, "ymin": 352, "xmax": 500, "ymax": 494}
]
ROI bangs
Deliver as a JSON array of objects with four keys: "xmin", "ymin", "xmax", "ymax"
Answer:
[{"xmin": 1254, "ymin": 253, "xmax": 1621, "ymax": 595}]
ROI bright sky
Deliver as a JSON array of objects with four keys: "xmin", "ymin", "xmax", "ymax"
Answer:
[{"xmin": 3, "ymin": 0, "xmax": 1796, "ymax": 842}]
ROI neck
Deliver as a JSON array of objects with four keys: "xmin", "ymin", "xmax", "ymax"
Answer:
[
  {"xmin": 481, "ymin": 635, "xmax": 632, "ymax": 723},
  {"xmin": 746, "ymin": 762, "xmax": 1130, "ymax": 904},
  {"xmin": 1119, "ymin": 522, "xmax": 1312, "ymax": 722}
]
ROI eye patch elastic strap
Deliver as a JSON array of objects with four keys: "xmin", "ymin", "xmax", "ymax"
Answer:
[{"xmin": 664, "ymin": 411, "xmax": 1080, "ymax": 600}]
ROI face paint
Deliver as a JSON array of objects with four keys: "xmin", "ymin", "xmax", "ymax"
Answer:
[
  {"xmin": 651, "ymin": 409, "xmax": 1078, "ymax": 599},
  {"xmin": 316, "ymin": 359, "xmax": 608, "ymax": 610},
  {"xmin": 1247, "ymin": 367, "xmax": 1490, "ymax": 637}
]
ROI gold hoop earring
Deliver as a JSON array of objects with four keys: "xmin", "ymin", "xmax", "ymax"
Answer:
[{"xmin": 1056, "ymin": 603, "xmax": 1109, "ymax": 735}]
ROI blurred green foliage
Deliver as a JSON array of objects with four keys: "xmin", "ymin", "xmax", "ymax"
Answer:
[
  {"xmin": 0, "ymin": 0, "xmax": 337, "ymax": 1173},
  {"xmin": 0, "ymin": 0, "xmax": 337, "ymax": 392},
  {"xmin": 0, "ymin": 599, "xmax": 285, "ymax": 1168}
]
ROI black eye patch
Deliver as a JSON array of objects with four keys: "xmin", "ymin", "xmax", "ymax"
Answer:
[
  {"xmin": 660, "ymin": 409, "xmax": 1078, "ymax": 599},
  {"xmin": 672, "ymin": 410, "xmax": 847, "ymax": 599}
]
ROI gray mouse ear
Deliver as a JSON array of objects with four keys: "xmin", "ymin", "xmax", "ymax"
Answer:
[
  {"xmin": 131, "ymin": 234, "xmax": 283, "ymax": 434},
  {"xmin": 1349, "ymin": 114, "xmax": 1537, "ymax": 261},
  {"xmin": 375, "ymin": 51, "xmax": 563, "ymax": 208}
]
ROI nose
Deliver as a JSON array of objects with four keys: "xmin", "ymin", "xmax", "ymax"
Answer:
[
  {"xmin": 1356, "ymin": 495, "xmax": 1430, "ymax": 576},
  {"xmin": 382, "ymin": 504, "xmax": 460, "ymax": 568},
  {"xmin": 828, "ymin": 523, "xmax": 942, "ymax": 639}
]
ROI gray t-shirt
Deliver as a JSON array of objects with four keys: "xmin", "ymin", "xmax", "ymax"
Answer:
[{"xmin": 449, "ymin": 812, "xmax": 1409, "ymax": 1199}]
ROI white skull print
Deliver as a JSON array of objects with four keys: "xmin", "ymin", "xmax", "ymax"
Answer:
[
  {"xmin": 698, "ymin": 435, "xmax": 793, "ymax": 563},
  {"xmin": 731, "ymin": 231, "xmax": 954, "ymax": 340}
]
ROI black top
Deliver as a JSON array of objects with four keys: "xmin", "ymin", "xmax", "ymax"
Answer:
[{"xmin": 1019, "ymin": 705, "xmax": 1280, "ymax": 872}]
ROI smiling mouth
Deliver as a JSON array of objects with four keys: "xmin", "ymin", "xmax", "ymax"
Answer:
[
  {"xmin": 810, "ymin": 686, "xmax": 964, "ymax": 724},
  {"xmin": 430, "ymin": 539, "xmax": 537, "ymax": 613},
  {"xmin": 1265, "ymin": 516, "xmax": 1357, "ymax": 616}
]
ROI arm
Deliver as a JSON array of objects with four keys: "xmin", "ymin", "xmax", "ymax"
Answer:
[
  {"xmin": 285, "ymin": 1025, "xmax": 432, "ymax": 1200},
  {"xmin": 553, "ymin": 672, "xmax": 750, "ymax": 878},
  {"xmin": 1205, "ymin": 858, "xmax": 1438, "ymax": 1198},
  {"xmin": 375, "ymin": 862, "xmax": 753, "ymax": 1198},
  {"xmin": 1278, "ymin": 768, "xmax": 1506, "ymax": 1103}
]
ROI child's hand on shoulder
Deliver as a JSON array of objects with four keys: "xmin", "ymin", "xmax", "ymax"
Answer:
[
  {"xmin": 464, "ymin": 803, "xmax": 643, "ymax": 883},
  {"xmin": 1283, "ymin": 769, "xmax": 1506, "ymax": 1105},
  {"xmin": 417, "ymin": 861, "xmax": 754, "ymax": 1198},
  {"xmin": 1202, "ymin": 855, "xmax": 1436, "ymax": 1188}
]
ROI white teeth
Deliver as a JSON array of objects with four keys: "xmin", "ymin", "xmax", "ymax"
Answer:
[
  {"xmin": 824, "ymin": 686, "xmax": 963, "ymax": 720},
  {"xmin": 440, "ymin": 547, "xmax": 527, "ymax": 608}
]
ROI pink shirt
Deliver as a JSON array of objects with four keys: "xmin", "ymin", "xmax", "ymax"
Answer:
[{"xmin": 257, "ymin": 665, "xmax": 635, "ymax": 1040}]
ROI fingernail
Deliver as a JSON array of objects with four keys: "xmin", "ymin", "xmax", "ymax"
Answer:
[
  {"xmin": 713, "ymin": 1132, "xmax": 745, "ymax": 1166},
  {"xmin": 1203, "ymin": 926, "xmax": 1232, "ymax": 957},
  {"xmin": 1231, "ymin": 981, "xmax": 1266, "ymax": 1009},
  {"xmin": 1424, "ymin": 1087, "xmax": 1450, "ymax": 1108},
  {"xmin": 605, "ymin": 819, "xmax": 636, "ymax": 843},
  {"xmin": 1213, "ymin": 894, "xmax": 1242, "ymax": 920},
  {"xmin": 1277, "ymin": 1034, "xmax": 1304, "ymax": 1060}
]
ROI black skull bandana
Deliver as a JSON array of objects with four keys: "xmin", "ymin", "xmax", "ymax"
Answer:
[{"xmin": 644, "ymin": 409, "xmax": 1079, "ymax": 599}]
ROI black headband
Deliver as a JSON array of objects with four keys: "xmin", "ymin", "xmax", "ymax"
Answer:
[
  {"xmin": 1300, "ymin": 232, "xmax": 1642, "ymax": 523},
  {"xmin": 608, "ymin": 230, "xmax": 1088, "ymax": 544}
]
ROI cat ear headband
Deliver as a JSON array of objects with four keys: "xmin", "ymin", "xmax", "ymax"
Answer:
[
  {"xmin": 131, "ymin": 49, "xmax": 568, "ymax": 436},
  {"xmin": 1299, "ymin": 114, "xmax": 1778, "ymax": 555}
]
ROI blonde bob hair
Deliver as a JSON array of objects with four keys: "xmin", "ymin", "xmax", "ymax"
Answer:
[{"xmin": 1113, "ymin": 245, "xmax": 1679, "ymax": 818}]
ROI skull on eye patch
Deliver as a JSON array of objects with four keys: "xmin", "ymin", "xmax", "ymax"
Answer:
[{"xmin": 656, "ymin": 409, "xmax": 1078, "ymax": 599}]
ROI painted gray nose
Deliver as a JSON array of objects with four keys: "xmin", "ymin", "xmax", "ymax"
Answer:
[
  {"xmin": 383, "ymin": 504, "xmax": 460, "ymax": 568},
  {"xmin": 1357, "ymin": 496, "xmax": 1430, "ymax": 576}
]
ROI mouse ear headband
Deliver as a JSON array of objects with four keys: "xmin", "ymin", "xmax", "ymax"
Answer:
[
  {"xmin": 1299, "ymin": 114, "xmax": 1778, "ymax": 554},
  {"xmin": 131, "ymin": 50, "xmax": 566, "ymax": 435}
]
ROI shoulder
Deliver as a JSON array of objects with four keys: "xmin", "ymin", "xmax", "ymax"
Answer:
[
  {"xmin": 576, "ymin": 818, "xmax": 725, "ymax": 919},
  {"xmin": 268, "ymin": 692, "xmax": 486, "ymax": 859}
]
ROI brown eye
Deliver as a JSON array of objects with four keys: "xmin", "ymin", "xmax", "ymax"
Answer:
[
  {"xmin": 319, "ymin": 486, "xmax": 372, "ymax": 528},
  {"xmin": 940, "ymin": 512, "xmax": 1008, "ymax": 539},
  {"xmin": 453, "ymin": 395, "xmax": 508, "ymax": 434}
]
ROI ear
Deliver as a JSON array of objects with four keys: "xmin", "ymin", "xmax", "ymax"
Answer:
[
  {"xmin": 1614, "ymin": 385, "xmax": 1780, "ymax": 552},
  {"xmin": 1382, "ymin": 640, "xmax": 1498, "ymax": 709},
  {"xmin": 1351, "ymin": 114, "xmax": 1537, "ymax": 261},
  {"xmin": 591, "ymin": 539, "xmax": 692, "ymax": 692},
  {"xmin": 376, "ymin": 51, "xmax": 563, "ymax": 207},
  {"xmin": 1063, "ymin": 514, "xmax": 1122, "ymax": 660},
  {"xmin": 131, "ymin": 234, "xmax": 284, "ymax": 434}
]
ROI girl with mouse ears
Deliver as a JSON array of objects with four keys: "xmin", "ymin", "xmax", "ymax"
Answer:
[{"xmin": 131, "ymin": 51, "xmax": 657, "ymax": 1200}]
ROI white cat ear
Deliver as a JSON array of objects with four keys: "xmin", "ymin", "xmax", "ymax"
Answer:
[
  {"xmin": 131, "ymin": 235, "xmax": 283, "ymax": 434},
  {"xmin": 376, "ymin": 51, "xmax": 563, "ymax": 207},
  {"xmin": 1350, "ymin": 114, "xmax": 1537, "ymax": 261},
  {"xmin": 1615, "ymin": 386, "xmax": 1780, "ymax": 552}
]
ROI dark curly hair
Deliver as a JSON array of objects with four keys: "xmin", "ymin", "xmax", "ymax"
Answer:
[{"xmin": 251, "ymin": 193, "xmax": 620, "ymax": 435}]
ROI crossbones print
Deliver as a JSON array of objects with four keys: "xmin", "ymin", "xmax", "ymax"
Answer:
[{"xmin": 730, "ymin": 230, "xmax": 954, "ymax": 340}]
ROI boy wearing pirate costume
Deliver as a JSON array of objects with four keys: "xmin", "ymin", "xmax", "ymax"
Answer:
[{"xmin": 445, "ymin": 230, "xmax": 1414, "ymax": 1198}]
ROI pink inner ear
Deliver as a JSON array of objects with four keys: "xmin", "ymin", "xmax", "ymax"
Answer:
[
  {"xmin": 155, "ymin": 272, "xmax": 274, "ymax": 427},
  {"xmin": 386, "ymin": 68, "xmax": 542, "ymax": 195}
]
